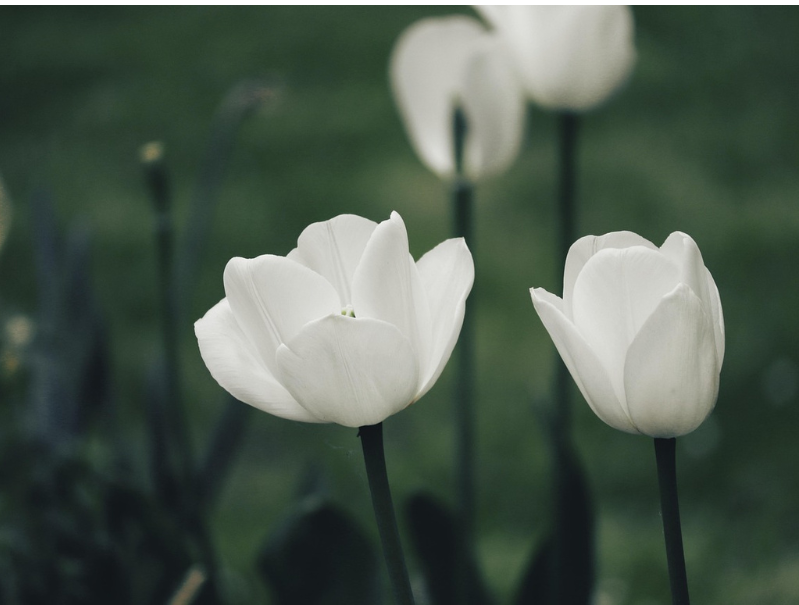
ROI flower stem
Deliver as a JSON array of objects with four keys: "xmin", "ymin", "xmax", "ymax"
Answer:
[
  {"xmin": 654, "ymin": 437, "xmax": 691, "ymax": 605},
  {"xmin": 452, "ymin": 105, "xmax": 476, "ymax": 546},
  {"xmin": 359, "ymin": 423, "xmax": 415, "ymax": 605},
  {"xmin": 141, "ymin": 144, "xmax": 194, "ymax": 493},
  {"xmin": 555, "ymin": 111, "xmax": 579, "ymax": 435}
]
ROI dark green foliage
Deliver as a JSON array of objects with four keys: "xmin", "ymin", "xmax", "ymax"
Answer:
[
  {"xmin": 405, "ymin": 492, "xmax": 491, "ymax": 605},
  {"xmin": 0, "ymin": 434, "xmax": 196, "ymax": 604},
  {"xmin": 257, "ymin": 499, "xmax": 380, "ymax": 605},
  {"xmin": 514, "ymin": 535, "xmax": 554, "ymax": 605},
  {"xmin": 29, "ymin": 191, "xmax": 112, "ymax": 447},
  {"xmin": 513, "ymin": 447, "xmax": 595, "ymax": 605}
]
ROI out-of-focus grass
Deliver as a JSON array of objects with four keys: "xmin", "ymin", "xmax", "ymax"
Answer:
[{"xmin": 2, "ymin": 6, "xmax": 799, "ymax": 604}]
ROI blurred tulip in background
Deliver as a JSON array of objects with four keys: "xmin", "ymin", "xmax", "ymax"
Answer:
[
  {"xmin": 389, "ymin": 15, "xmax": 525, "ymax": 180},
  {"xmin": 477, "ymin": 6, "xmax": 636, "ymax": 112}
]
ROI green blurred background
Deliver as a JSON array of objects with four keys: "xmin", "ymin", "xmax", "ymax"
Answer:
[{"xmin": 2, "ymin": 6, "xmax": 799, "ymax": 604}]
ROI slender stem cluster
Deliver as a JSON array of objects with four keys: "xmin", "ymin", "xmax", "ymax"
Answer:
[{"xmin": 359, "ymin": 423, "xmax": 415, "ymax": 605}]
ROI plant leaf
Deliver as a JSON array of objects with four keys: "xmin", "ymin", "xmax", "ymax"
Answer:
[
  {"xmin": 405, "ymin": 492, "xmax": 491, "ymax": 605},
  {"xmin": 258, "ymin": 499, "xmax": 380, "ymax": 605}
]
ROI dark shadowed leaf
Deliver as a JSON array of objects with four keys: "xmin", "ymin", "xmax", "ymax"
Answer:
[
  {"xmin": 198, "ymin": 395, "xmax": 253, "ymax": 511},
  {"xmin": 525, "ymin": 395, "xmax": 595, "ymax": 605},
  {"xmin": 405, "ymin": 492, "xmax": 491, "ymax": 605},
  {"xmin": 514, "ymin": 534, "xmax": 553, "ymax": 605},
  {"xmin": 548, "ymin": 444, "xmax": 594, "ymax": 605},
  {"xmin": 258, "ymin": 498, "xmax": 380, "ymax": 605}
]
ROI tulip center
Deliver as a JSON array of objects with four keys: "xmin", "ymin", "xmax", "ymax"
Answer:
[{"xmin": 340, "ymin": 304, "xmax": 356, "ymax": 318}]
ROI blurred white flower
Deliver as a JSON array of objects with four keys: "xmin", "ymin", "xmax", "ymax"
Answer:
[
  {"xmin": 476, "ymin": 6, "xmax": 636, "ymax": 111},
  {"xmin": 530, "ymin": 231, "xmax": 724, "ymax": 438},
  {"xmin": 389, "ymin": 15, "xmax": 525, "ymax": 181},
  {"xmin": 196, "ymin": 212, "xmax": 474, "ymax": 428}
]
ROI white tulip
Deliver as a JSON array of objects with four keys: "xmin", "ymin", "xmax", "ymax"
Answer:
[
  {"xmin": 196, "ymin": 212, "xmax": 474, "ymax": 428},
  {"xmin": 476, "ymin": 6, "xmax": 636, "ymax": 112},
  {"xmin": 530, "ymin": 231, "xmax": 724, "ymax": 438},
  {"xmin": 389, "ymin": 15, "xmax": 525, "ymax": 181}
]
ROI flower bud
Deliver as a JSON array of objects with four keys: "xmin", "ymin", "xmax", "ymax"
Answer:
[
  {"xmin": 389, "ymin": 15, "xmax": 525, "ymax": 181},
  {"xmin": 530, "ymin": 231, "xmax": 724, "ymax": 437}
]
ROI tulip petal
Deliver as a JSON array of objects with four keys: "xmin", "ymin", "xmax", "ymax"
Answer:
[
  {"xmin": 415, "ymin": 237, "xmax": 475, "ymax": 398},
  {"xmin": 659, "ymin": 232, "xmax": 725, "ymax": 366},
  {"xmin": 195, "ymin": 299, "xmax": 321, "ymax": 423},
  {"xmin": 483, "ymin": 6, "xmax": 636, "ymax": 111},
  {"xmin": 389, "ymin": 15, "xmax": 494, "ymax": 178},
  {"xmin": 287, "ymin": 214, "xmax": 377, "ymax": 306},
  {"xmin": 460, "ymin": 40, "xmax": 525, "ymax": 180},
  {"xmin": 624, "ymin": 284, "xmax": 719, "ymax": 437},
  {"xmin": 474, "ymin": 5, "xmax": 511, "ymax": 31},
  {"xmin": 530, "ymin": 287, "xmax": 637, "ymax": 433},
  {"xmin": 274, "ymin": 315, "xmax": 419, "ymax": 428},
  {"xmin": 572, "ymin": 247, "xmax": 680, "ymax": 408},
  {"xmin": 705, "ymin": 268, "xmax": 725, "ymax": 365},
  {"xmin": 224, "ymin": 255, "xmax": 340, "ymax": 376},
  {"xmin": 352, "ymin": 212, "xmax": 433, "ymax": 385},
  {"xmin": 563, "ymin": 231, "xmax": 657, "ymax": 320}
]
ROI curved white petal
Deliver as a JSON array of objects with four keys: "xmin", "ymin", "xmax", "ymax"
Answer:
[
  {"xmin": 287, "ymin": 214, "xmax": 377, "ymax": 306},
  {"xmin": 563, "ymin": 231, "xmax": 657, "ymax": 319},
  {"xmin": 572, "ymin": 247, "xmax": 680, "ymax": 406},
  {"xmin": 659, "ymin": 232, "xmax": 725, "ymax": 366},
  {"xmin": 624, "ymin": 284, "xmax": 719, "ymax": 438},
  {"xmin": 390, "ymin": 15, "xmax": 522, "ymax": 180},
  {"xmin": 460, "ymin": 39, "xmax": 525, "ymax": 180},
  {"xmin": 415, "ymin": 237, "xmax": 475, "ymax": 399},
  {"xmin": 274, "ymin": 315, "xmax": 419, "ymax": 428},
  {"xmin": 530, "ymin": 288, "xmax": 636, "ymax": 433},
  {"xmin": 223, "ymin": 255, "xmax": 340, "ymax": 376},
  {"xmin": 481, "ymin": 6, "xmax": 636, "ymax": 111},
  {"xmin": 195, "ymin": 299, "xmax": 321, "ymax": 423},
  {"xmin": 705, "ymin": 268, "xmax": 725, "ymax": 366},
  {"xmin": 474, "ymin": 5, "xmax": 511, "ymax": 31},
  {"xmin": 659, "ymin": 232, "xmax": 711, "ymax": 307},
  {"xmin": 352, "ymin": 212, "xmax": 433, "ymax": 384}
]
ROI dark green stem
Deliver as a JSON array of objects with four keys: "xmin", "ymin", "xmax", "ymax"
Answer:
[
  {"xmin": 654, "ymin": 438, "xmax": 690, "ymax": 605},
  {"xmin": 142, "ymin": 145, "xmax": 194, "ymax": 494},
  {"xmin": 554, "ymin": 111, "xmax": 579, "ymax": 436},
  {"xmin": 452, "ymin": 105, "xmax": 476, "ymax": 547},
  {"xmin": 452, "ymin": 177, "xmax": 475, "ymax": 541},
  {"xmin": 359, "ymin": 423, "xmax": 415, "ymax": 605},
  {"xmin": 143, "ymin": 148, "xmax": 220, "ymax": 598}
]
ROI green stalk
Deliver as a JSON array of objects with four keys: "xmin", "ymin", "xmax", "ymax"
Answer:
[
  {"xmin": 359, "ymin": 423, "xmax": 415, "ymax": 605},
  {"xmin": 141, "ymin": 143, "xmax": 193, "ymax": 494},
  {"xmin": 554, "ymin": 111, "xmax": 579, "ymax": 435},
  {"xmin": 452, "ymin": 105, "xmax": 476, "ymax": 544},
  {"xmin": 143, "ymin": 144, "xmax": 219, "ymax": 599},
  {"xmin": 654, "ymin": 438, "xmax": 691, "ymax": 605}
]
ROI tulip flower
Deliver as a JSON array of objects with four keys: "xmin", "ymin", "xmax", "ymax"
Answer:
[
  {"xmin": 389, "ymin": 15, "xmax": 525, "ymax": 181},
  {"xmin": 530, "ymin": 231, "xmax": 724, "ymax": 438},
  {"xmin": 476, "ymin": 6, "xmax": 636, "ymax": 112},
  {"xmin": 195, "ymin": 211, "xmax": 474, "ymax": 428}
]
